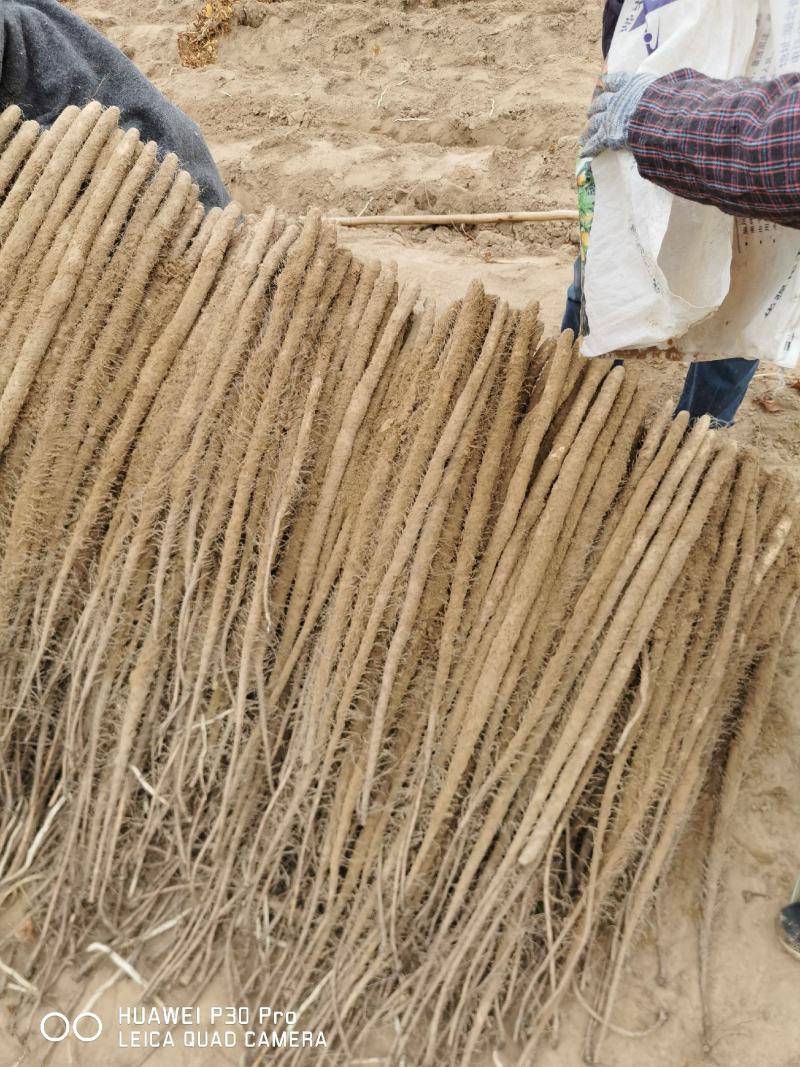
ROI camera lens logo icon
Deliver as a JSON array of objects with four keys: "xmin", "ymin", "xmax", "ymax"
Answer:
[{"xmin": 40, "ymin": 1011, "xmax": 103, "ymax": 1042}]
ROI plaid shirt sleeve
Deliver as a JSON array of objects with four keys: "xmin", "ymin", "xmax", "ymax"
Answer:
[{"xmin": 627, "ymin": 67, "xmax": 800, "ymax": 229}]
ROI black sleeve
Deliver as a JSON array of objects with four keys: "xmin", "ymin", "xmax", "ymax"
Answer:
[
  {"xmin": 0, "ymin": 0, "xmax": 229, "ymax": 210},
  {"xmin": 602, "ymin": 0, "xmax": 624, "ymax": 59}
]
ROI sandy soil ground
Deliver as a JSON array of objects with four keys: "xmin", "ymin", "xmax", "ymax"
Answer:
[{"xmin": 3, "ymin": 2, "xmax": 800, "ymax": 1065}]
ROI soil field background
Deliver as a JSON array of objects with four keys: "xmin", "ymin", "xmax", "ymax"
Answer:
[{"xmin": 2, "ymin": 1, "xmax": 800, "ymax": 1065}]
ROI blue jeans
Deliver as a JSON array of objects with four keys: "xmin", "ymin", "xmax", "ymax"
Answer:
[
  {"xmin": 561, "ymin": 255, "xmax": 583, "ymax": 339},
  {"xmin": 561, "ymin": 257, "xmax": 758, "ymax": 428},
  {"xmin": 673, "ymin": 358, "xmax": 758, "ymax": 427}
]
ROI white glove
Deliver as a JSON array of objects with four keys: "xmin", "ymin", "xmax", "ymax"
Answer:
[{"xmin": 579, "ymin": 72, "xmax": 658, "ymax": 158}]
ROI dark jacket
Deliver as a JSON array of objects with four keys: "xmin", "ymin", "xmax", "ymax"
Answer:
[
  {"xmin": 603, "ymin": 6, "xmax": 800, "ymax": 229},
  {"xmin": 603, "ymin": 0, "xmax": 624, "ymax": 58},
  {"xmin": 0, "ymin": 0, "xmax": 229, "ymax": 210},
  {"xmin": 629, "ymin": 68, "xmax": 800, "ymax": 228}
]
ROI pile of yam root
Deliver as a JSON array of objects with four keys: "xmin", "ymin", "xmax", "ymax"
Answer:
[{"xmin": 0, "ymin": 103, "xmax": 799, "ymax": 1065}]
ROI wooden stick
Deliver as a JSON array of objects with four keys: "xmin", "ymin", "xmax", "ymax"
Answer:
[{"xmin": 330, "ymin": 209, "xmax": 579, "ymax": 228}]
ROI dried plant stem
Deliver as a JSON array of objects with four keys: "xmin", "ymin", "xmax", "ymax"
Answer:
[{"xmin": 1, "ymin": 105, "xmax": 798, "ymax": 1067}]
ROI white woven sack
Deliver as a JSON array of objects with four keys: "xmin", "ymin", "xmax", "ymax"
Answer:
[{"xmin": 581, "ymin": 0, "xmax": 800, "ymax": 364}]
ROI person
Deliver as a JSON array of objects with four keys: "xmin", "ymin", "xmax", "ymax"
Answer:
[
  {"xmin": 582, "ymin": 51, "xmax": 800, "ymax": 961},
  {"xmin": 561, "ymin": 0, "xmax": 625, "ymax": 340},
  {"xmin": 564, "ymin": 1, "xmax": 759, "ymax": 428},
  {"xmin": 0, "ymin": 0, "xmax": 229, "ymax": 211}
]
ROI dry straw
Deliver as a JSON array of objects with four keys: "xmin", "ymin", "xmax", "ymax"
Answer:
[{"xmin": 1, "ymin": 105, "xmax": 799, "ymax": 1066}]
